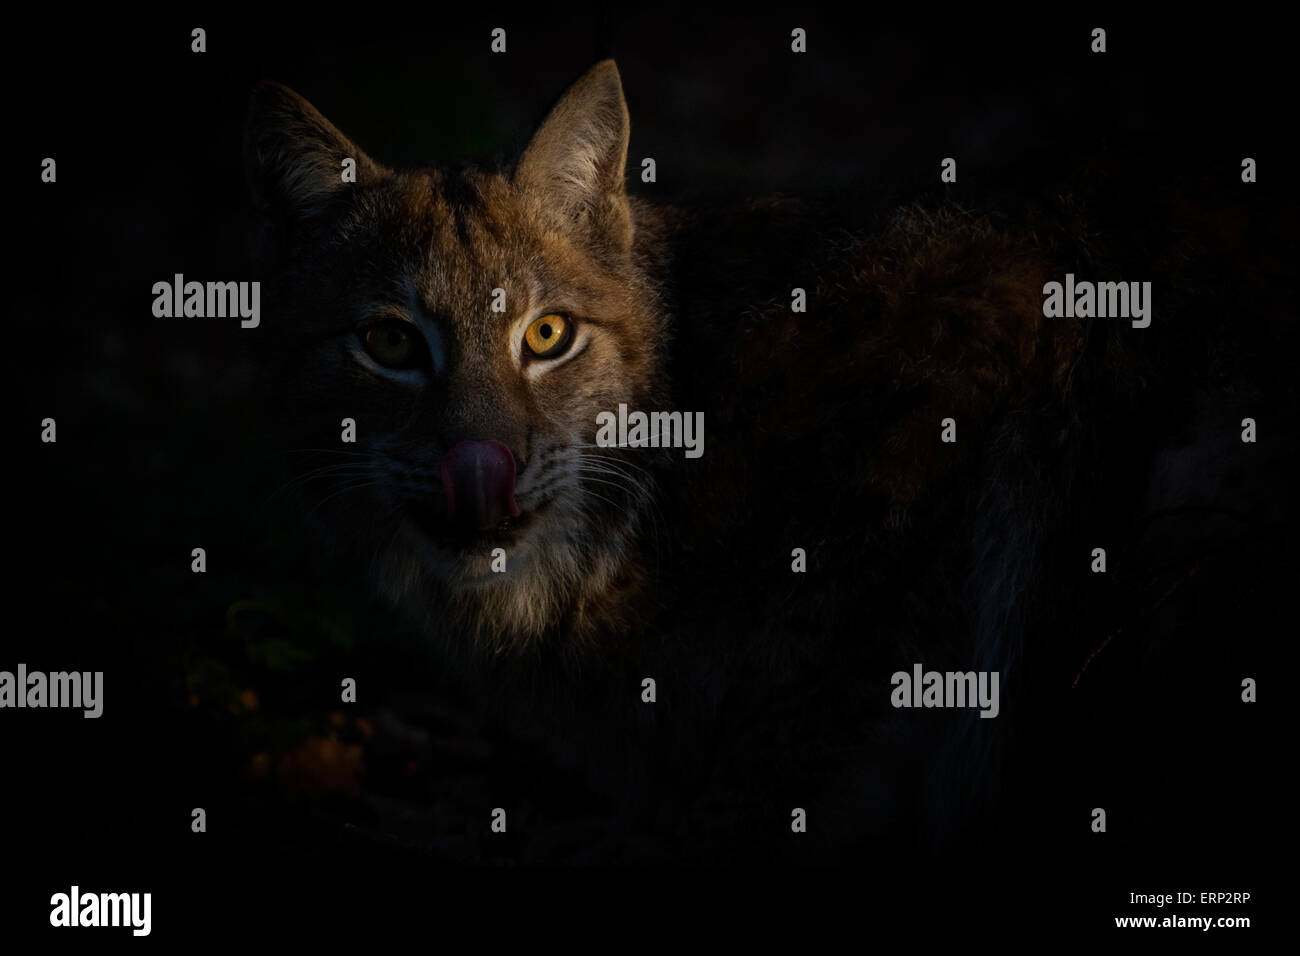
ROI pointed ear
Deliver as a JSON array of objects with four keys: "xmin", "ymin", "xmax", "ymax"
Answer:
[
  {"xmin": 244, "ymin": 81, "xmax": 384, "ymax": 221},
  {"xmin": 513, "ymin": 60, "xmax": 631, "ymax": 247}
]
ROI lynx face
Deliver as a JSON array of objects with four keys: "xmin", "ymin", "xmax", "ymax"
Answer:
[{"xmin": 245, "ymin": 62, "xmax": 667, "ymax": 645}]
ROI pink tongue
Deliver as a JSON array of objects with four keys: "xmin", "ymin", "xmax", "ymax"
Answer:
[{"xmin": 441, "ymin": 440, "xmax": 520, "ymax": 531}]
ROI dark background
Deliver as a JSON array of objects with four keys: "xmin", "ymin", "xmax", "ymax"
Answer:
[{"xmin": 5, "ymin": 8, "xmax": 1288, "ymax": 937}]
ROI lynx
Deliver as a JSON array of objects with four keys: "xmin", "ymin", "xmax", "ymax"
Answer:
[{"xmin": 244, "ymin": 61, "xmax": 1283, "ymax": 861}]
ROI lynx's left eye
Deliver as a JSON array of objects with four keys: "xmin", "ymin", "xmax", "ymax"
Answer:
[
  {"xmin": 524, "ymin": 314, "xmax": 573, "ymax": 359},
  {"xmin": 362, "ymin": 320, "xmax": 419, "ymax": 368}
]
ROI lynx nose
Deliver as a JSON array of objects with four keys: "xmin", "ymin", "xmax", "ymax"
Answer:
[{"xmin": 441, "ymin": 440, "xmax": 521, "ymax": 531}]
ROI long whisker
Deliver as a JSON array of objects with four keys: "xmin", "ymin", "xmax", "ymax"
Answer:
[
  {"xmin": 572, "ymin": 444, "xmax": 658, "ymax": 475},
  {"xmin": 286, "ymin": 447, "xmax": 374, "ymax": 456},
  {"xmin": 265, "ymin": 464, "xmax": 376, "ymax": 504},
  {"xmin": 303, "ymin": 479, "xmax": 385, "ymax": 518},
  {"xmin": 575, "ymin": 472, "xmax": 638, "ymax": 498}
]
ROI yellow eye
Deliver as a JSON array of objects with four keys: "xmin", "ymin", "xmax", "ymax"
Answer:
[
  {"xmin": 524, "ymin": 313, "xmax": 573, "ymax": 358},
  {"xmin": 362, "ymin": 321, "xmax": 417, "ymax": 368}
]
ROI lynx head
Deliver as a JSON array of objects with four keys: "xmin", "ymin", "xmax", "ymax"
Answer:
[{"xmin": 244, "ymin": 61, "xmax": 668, "ymax": 650}]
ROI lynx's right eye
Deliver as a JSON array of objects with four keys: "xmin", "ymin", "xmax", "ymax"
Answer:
[
  {"xmin": 361, "ymin": 321, "xmax": 419, "ymax": 368},
  {"xmin": 524, "ymin": 313, "xmax": 574, "ymax": 359}
]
